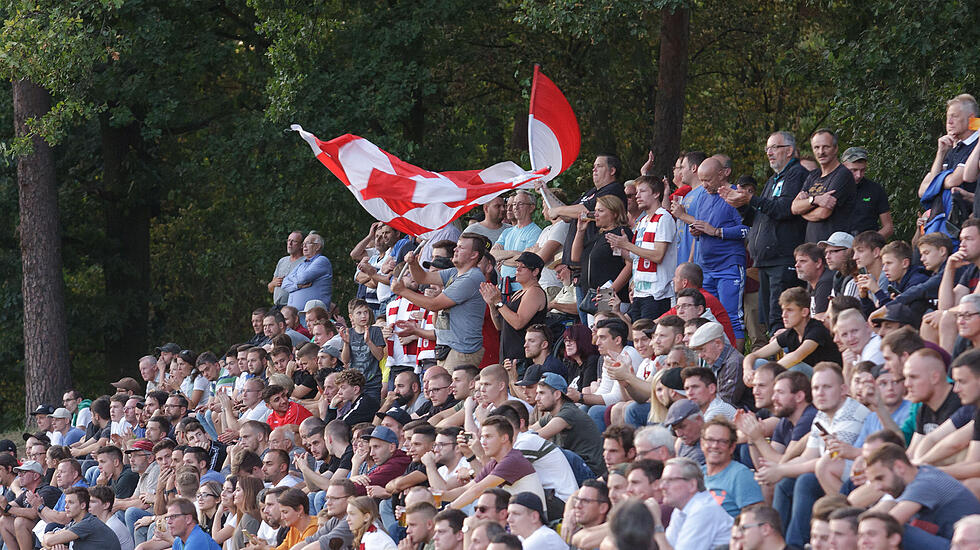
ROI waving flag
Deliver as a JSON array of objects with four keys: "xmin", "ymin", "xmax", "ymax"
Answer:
[
  {"xmin": 291, "ymin": 125, "xmax": 548, "ymax": 237},
  {"xmin": 528, "ymin": 65, "xmax": 581, "ymax": 182}
]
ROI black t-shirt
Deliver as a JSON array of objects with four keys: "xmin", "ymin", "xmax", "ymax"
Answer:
[
  {"xmin": 808, "ymin": 268, "xmax": 834, "ymax": 315},
  {"xmin": 970, "ymin": 408, "xmax": 980, "ymax": 442},
  {"xmin": 917, "ymin": 389, "xmax": 962, "ymax": 435},
  {"xmin": 957, "ymin": 265, "xmax": 980, "ymax": 292},
  {"xmin": 415, "ymin": 396, "xmax": 459, "ymax": 420},
  {"xmin": 562, "ymin": 181, "xmax": 627, "ymax": 269},
  {"xmin": 326, "ymin": 445, "xmax": 354, "ymax": 474},
  {"xmin": 14, "ymin": 483, "xmax": 61, "ymax": 509},
  {"xmin": 953, "ymin": 336, "xmax": 974, "ymax": 359},
  {"xmin": 802, "ymin": 163, "xmax": 856, "ymax": 243},
  {"xmin": 851, "ymin": 178, "xmax": 890, "ymax": 234},
  {"xmin": 582, "ymin": 226, "xmax": 633, "ymax": 301},
  {"xmin": 292, "ymin": 371, "xmax": 317, "ymax": 393},
  {"xmin": 776, "ymin": 318, "xmax": 842, "ymax": 366}
]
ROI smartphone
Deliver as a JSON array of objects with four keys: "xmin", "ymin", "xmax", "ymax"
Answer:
[
  {"xmin": 585, "ymin": 212, "xmax": 597, "ymax": 220},
  {"xmin": 887, "ymin": 284, "xmax": 900, "ymax": 295},
  {"xmin": 462, "ymin": 432, "xmax": 474, "ymax": 443},
  {"xmin": 814, "ymin": 421, "xmax": 830, "ymax": 435},
  {"xmin": 859, "ymin": 267, "xmax": 868, "ymax": 275}
]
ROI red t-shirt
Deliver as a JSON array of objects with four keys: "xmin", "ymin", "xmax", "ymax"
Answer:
[
  {"xmin": 659, "ymin": 288, "xmax": 736, "ymax": 344},
  {"xmin": 267, "ymin": 401, "xmax": 313, "ymax": 430}
]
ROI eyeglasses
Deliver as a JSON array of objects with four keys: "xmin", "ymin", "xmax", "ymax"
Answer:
[
  {"xmin": 197, "ymin": 493, "xmax": 219, "ymax": 499},
  {"xmin": 573, "ymin": 497, "xmax": 607, "ymax": 506},
  {"xmin": 427, "ymin": 386, "xmax": 450, "ymax": 392},
  {"xmin": 764, "ymin": 144, "xmax": 791, "ymax": 153},
  {"xmin": 737, "ymin": 522, "xmax": 767, "ymax": 532},
  {"xmin": 474, "ymin": 506, "xmax": 496, "ymax": 513},
  {"xmin": 660, "ymin": 476, "xmax": 688, "ymax": 484},
  {"xmin": 702, "ymin": 437, "xmax": 733, "ymax": 446},
  {"xmin": 164, "ymin": 513, "xmax": 190, "ymax": 521},
  {"xmin": 956, "ymin": 311, "xmax": 980, "ymax": 321}
]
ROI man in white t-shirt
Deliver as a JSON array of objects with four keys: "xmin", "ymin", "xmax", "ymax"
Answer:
[
  {"xmin": 507, "ymin": 492, "xmax": 567, "ymax": 550},
  {"xmin": 836, "ymin": 308, "xmax": 884, "ymax": 372}
]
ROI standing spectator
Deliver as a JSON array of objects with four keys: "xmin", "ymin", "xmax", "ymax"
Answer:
[
  {"xmin": 673, "ymin": 157, "xmax": 748, "ymax": 343},
  {"xmin": 607, "ymin": 175, "xmax": 678, "ymax": 320},
  {"xmin": 670, "ymin": 151, "xmax": 709, "ymax": 266},
  {"xmin": 570, "ymin": 195, "xmax": 633, "ymax": 310},
  {"xmin": 722, "ymin": 131, "xmax": 808, "ymax": 332},
  {"xmin": 339, "ymin": 299, "xmax": 385, "ymax": 400},
  {"xmin": 792, "ymin": 129, "xmax": 856, "ymax": 244},
  {"xmin": 920, "ymin": 94, "xmax": 979, "ymax": 214},
  {"xmin": 282, "ymin": 232, "xmax": 334, "ymax": 323},
  {"xmin": 491, "ymin": 191, "xmax": 542, "ymax": 290},
  {"xmin": 481, "ymin": 252, "xmax": 548, "ymax": 364},
  {"xmin": 393, "ymin": 234, "xmax": 488, "ymax": 368},
  {"xmin": 269, "ymin": 231, "xmax": 305, "ymax": 307},
  {"xmin": 464, "ymin": 196, "xmax": 510, "ymax": 243},
  {"xmin": 842, "ymin": 148, "xmax": 893, "ymax": 237}
]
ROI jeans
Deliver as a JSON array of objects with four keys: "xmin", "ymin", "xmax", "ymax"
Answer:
[
  {"xmin": 561, "ymin": 449, "xmax": 596, "ymax": 486},
  {"xmin": 629, "ymin": 296, "xmax": 671, "ymax": 322},
  {"xmin": 309, "ymin": 490, "xmax": 326, "ymax": 515},
  {"xmin": 624, "ymin": 401, "xmax": 651, "ymax": 428},
  {"xmin": 575, "ymin": 286, "xmax": 589, "ymax": 325},
  {"xmin": 758, "ymin": 264, "xmax": 802, "ymax": 331},
  {"xmin": 703, "ymin": 266, "xmax": 746, "ymax": 339},
  {"xmin": 587, "ymin": 404, "xmax": 608, "ymax": 433},
  {"xmin": 754, "ymin": 357, "xmax": 812, "ymax": 378},
  {"xmin": 380, "ymin": 497, "xmax": 398, "ymax": 538},
  {"xmin": 126, "ymin": 507, "xmax": 154, "ymax": 543},
  {"xmin": 773, "ymin": 473, "xmax": 823, "ymax": 548}
]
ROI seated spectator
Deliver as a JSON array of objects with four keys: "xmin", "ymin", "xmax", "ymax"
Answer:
[
  {"xmin": 821, "ymin": 232, "xmax": 860, "ymax": 299},
  {"xmin": 89, "ymin": 485, "xmax": 134, "ymax": 550},
  {"xmin": 664, "ymin": 399, "xmax": 706, "ymax": 465},
  {"xmin": 324, "ymin": 369, "xmax": 380, "ymax": 427},
  {"xmin": 682, "ymin": 367, "xmax": 736, "ymax": 421},
  {"xmin": 857, "ymin": 510, "xmax": 903, "ymax": 550},
  {"xmin": 688, "ymin": 321, "xmax": 750, "ymax": 409},
  {"xmin": 50, "ymin": 407, "xmax": 85, "ymax": 447},
  {"xmin": 903, "ymin": 348, "xmax": 963, "ymax": 453},
  {"xmin": 531, "ymin": 372, "xmax": 605, "ymax": 478},
  {"xmin": 346, "ymin": 496, "xmax": 397, "ymax": 550},
  {"xmin": 649, "ymin": 456, "xmax": 733, "ymax": 550},
  {"xmin": 262, "ymin": 449, "xmax": 302, "ymax": 488},
  {"xmin": 40, "ymin": 486, "xmax": 121, "ymax": 550},
  {"xmin": 403, "ymin": 502, "xmax": 438, "ymax": 550},
  {"xmin": 561, "ymin": 480, "xmax": 610, "ymax": 549},
  {"xmin": 383, "ymin": 370, "xmax": 426, "ymax": 416},
  {"xmin": 95, "ymin": 445, "xmax": 138, "ymax": 498},
  {"xmin": 861, "ymin": 240, "xmax": 929, "ymax": 314},
  {"xmin": 263, "ymin": 384, "xmax": 314, "ymax": 430},
  {"xmin": 744, "ymin": 287, "xmax": 842, "ymax": 379},
  {"xmin": 827, "ymin": 507, "xmax": 862, "ymax": 550},
  {"xmin": 164, "ymin": 497, "xmax": 221, "ymax": 549},
  {"xmin": 420, "ymin": 427, "xmax": 470, "ymax": 493},
  {"xmin": 600, "ymin": 424, "xmax": 637, "ymax": 473},
  {"xmin": 884, "ymin": 232, "xmax": 952, "ymax": 326},
  {"xmin": 701, "ymin": 417, "xmax": 763, "ymax": 517},
  {"xmin": 730, "ymin": 504, "xmax": 790, "ymax": 550},
  {"xmin": 866, "ymin": 442, "xmax": 980, "ymax": 549},
  {"xmin": 472, "ymin": 488, "xmax": 510, "ymax": 526},
  {"xmin": 835, "ymin": 308, "xmax": 884, "ymax": 374},
  {"xmin": 350, "ymin": 426, "xmax": 410, "ymax": 497},
  {"xmin": 793, "ymin": 243, "xmax": 833, "ymax": 319},
  {"xmin": 432, "ymin": 508, "xmax": 465, "ymax": 550},
  {"xmin": 506, "ymin": 492, "xmax": 566, "ymax": 550}
]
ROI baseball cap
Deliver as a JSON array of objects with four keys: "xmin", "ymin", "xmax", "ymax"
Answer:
[
  {"xmin": 537, "ymin": 372, "xmax": 568, "ymax": 394},
  {"xmin": 22, "ymin": 431, "xmax": 51, "ymax": 445},
  {"xmin": 818, "ymin": 232, "xmax": 854, "ymax": 249},
  {"xmin": 510, "ymin": 492, "xmax": 546, "ymax": 521},
  {"xmin": 30, "ymin": 404, "xmax": 55, "ymax": 416},
  {"xmin": 688, "ymin": 322, "xmax": 726, "ymax": 348},
  {"xmin": 841, "ymin": 147, "xmax": 869, "ymax": 164},
  {"xmin": 50, "ymin": 408, "xmax": 72, "ymax": 420},
  {"xmin": 0, "ymin": 440, "xmax": 16, "ymax": 454},
  {"xmin": 364, "ymin": 425, "xmax": 399, "ymax": 445},
  {"xmin": 375, "ymin": 407, "xmax": 412, "ymax": 426},
  {"xmin": 515, "ymin": 364, "xmax": 546, "ymax": 387},
  {"xmin": 156, "ymin": 343, "xmax": 180, "ymax": 354},
  {"xmin": 660, "ymin": 367, "xmax": 685, "ymax": 392},
  {"xmin": 111, "ymin": 377, "xmax": 141, "ymax": 394},
  {"xmin": 320, "ymin": 344, "xmax": 342, "ymax": 359},
  {"xmin": 421, "ymin": 256, "xmax": 454, "ymax": 270},
  {"xmin": 872, "ymin": 302, "xmax": 916, "ymax": 327},
  {"xmin": 301, "ymin": 299, "xmax": 327, "ymax": 314},
  {"xmin": 515, "ymin": 251, "xmax": 545, "ymax": 272},
  {"xmin": 14, "ymin": 461, "xmax": 44, "ymax": 475},
  {"xmin": 663, "ymin": 399, "xmax": 701, "ymax": 427},
  {"xmin": 125, "ymin": 439, "xmax": 154, "ymax": 453}
]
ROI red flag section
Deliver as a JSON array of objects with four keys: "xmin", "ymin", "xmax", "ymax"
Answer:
[
  {"xmin": 528, "ymin": 65, "xmax": 581, "ymax": 182},
  {"xmin": 291, "ymin": 125, "xmax": 548, "ymax": 237}
]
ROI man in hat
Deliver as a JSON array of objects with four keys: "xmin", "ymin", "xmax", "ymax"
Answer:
[
  {"xmin": 349, "ymin": 426, "xmax": 410, "ymax": 496},
  {"xmin": 689, "ymin": 322, "xmax": 750, "ymax": 409},
  {"xmin": 664, "ymin": 399, "xmax": 707, "ymax": 465},
  {"xmin": 871, "ymin": 302, "xmax": 917, "ymax": 338},
  {"xmin": 49, "ymin": 408, "xmax": 85, "ymax": 447},
  {"xmin": 30, "ymin": 405, "xmax": 55, "ymax": 440},
  {"xmin": 376, "ymin": 407, "xmax": 412, "ymax": 447},
  {"xmin": 112, "ymin": 439, "xmax": 158, "ymax": 520},
  {"xmin": 506, "ymin": 492, "xmax": 566, "ymax": 550},
  {"xmin": 0, "ymin": 460, "xmax": 62, "ymax": 550},
  {"xmin": 841, "ymin": 147, "xmax": 892, "ymax": 238},
  {"xmin": 29, "ymin": 456, "xmax": 86, "ymax": 528},
  {"xmin": 820, "ymin": 231, "xmax": 857, "ymax": 299},
  {"xmin": 155, "ymin": 342, "xmax": 180, "ymax": 379},
  {"xmin": 110, "ymin": 377, "xmax": 141, "ymax": 396},
  {"xmin": 531, "ymin": 373, "xmax": 605, "ymax": 477}
]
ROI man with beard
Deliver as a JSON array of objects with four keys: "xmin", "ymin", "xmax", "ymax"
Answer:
[
  {"xmin": 531, "ymin": 373, "xmax": 605, "ymax": 477},
  {"xmin": 866, "ymin": 443, "xmax": 980, "ymax": 549},
  {"xmin": 421, "ymin": 427, "xmax": 470, "ymax": 492},
  {"xmin": 561, "ymin": 480, "xmax": 611, "ymax": 550},
  {"xmin": 256, "ymin": 486, "xmax": 290, "ymax": 546}
]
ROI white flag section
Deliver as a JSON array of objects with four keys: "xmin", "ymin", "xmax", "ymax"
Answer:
[{"xmin": 291, "ymin": 125, "xmax": 548, "ymax": 237}]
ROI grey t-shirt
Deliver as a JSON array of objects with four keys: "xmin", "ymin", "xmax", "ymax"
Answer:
[
  {"xmin": 436, "ymin": 267, "xmax": 487, "ymax": 354},
  {"xmin": 67, "ymin": 513, "xmax": 122, "ymax": 550},
  {"xmin": 463, "ymin": 223, "xmax": 510, "ymax": 247},
  {"xmin": 537, "ymin": 401, "xmax": 605, "ymax": 476},
  {"xmin": 348, "ymin": 326, "xmax": 384, "ymax": 391},
  {"xmin": 273, "ymin": 255, "xmax": 303, "ymax": 306}
]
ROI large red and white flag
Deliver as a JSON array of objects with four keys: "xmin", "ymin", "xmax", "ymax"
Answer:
[
  {"xmin": 528, "ymin": 65, "xmax": 580, "ymax": 182},
  {"xmin": 291, "ymin": 125, "xmax": 548, "ymax": 237}
]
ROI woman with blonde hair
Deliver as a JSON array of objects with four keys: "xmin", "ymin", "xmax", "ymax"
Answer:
[
  {"xmin": 347, "ymin": 496, "xmax": 396, "ymax": 550},
  {"xmin": 571, "ymin": 195, "xmax": 633, "ymax": 312}
]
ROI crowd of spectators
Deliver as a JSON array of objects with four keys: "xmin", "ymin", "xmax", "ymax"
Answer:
[{"xmin": 12, "ymin": 93, "xmax": 980, "ymax": 550}]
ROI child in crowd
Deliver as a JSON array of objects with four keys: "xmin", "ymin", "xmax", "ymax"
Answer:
[{"xmin": 340, "ymin": 298, "xmax": 385, "ymax": 401}]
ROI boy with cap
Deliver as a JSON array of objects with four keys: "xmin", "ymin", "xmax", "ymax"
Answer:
[
  {"xmin": 531, "ymin": 373, "xmax": 605, "ymax": 477},
  {"xmin": 842, "ymin": 147, "xmax": 893, "ymax": 238},
  {"xmin": 506, "ymin": 492, "xmax": 566, "ymax": 550}
]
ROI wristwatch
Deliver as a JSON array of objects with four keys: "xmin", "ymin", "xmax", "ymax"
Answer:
[
  {"xmin": 808, "ymin": 195, "xmax": 815, "ymax": 207},
  {"xmin": 654, "ymin": 525, "xmax": 665, "ymax": 534},
  {"xmin": 494, "ymin": 301, "xmax": 504, "ymax": 309}
]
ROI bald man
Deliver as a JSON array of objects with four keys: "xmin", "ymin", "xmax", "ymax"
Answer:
[
  {"xmin": 904, "ymin": 348, "xmax": 963, "ymax": 457},
  {"xmin": 672, "ymin": 156, "xmax": 748, "ymax": 345}
]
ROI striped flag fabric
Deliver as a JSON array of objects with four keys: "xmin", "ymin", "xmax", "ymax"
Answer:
[
  {"xmin": 528, "ymin": 65, "xmax": 581, "ymax": 182},
  {"xmin": 292, "ymin": 125, "xmax": 548, "ymax": 237}
]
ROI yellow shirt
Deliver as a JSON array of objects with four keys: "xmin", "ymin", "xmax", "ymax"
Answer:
[{"xmin": 276, "ymin": 516, "xmax": 318, "ymax": 550}]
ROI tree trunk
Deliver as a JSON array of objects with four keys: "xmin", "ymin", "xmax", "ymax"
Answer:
[
  {"xmin": 651, "ymin": 7, "xmax": 691, "ymax": 179},
  {"xmin": 100, "ymin": 116, "xmax": 151, "ymax": 378},
  {"xmin": 13, "ymin": 78, "xmax": 71, "ymax": 421}
]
